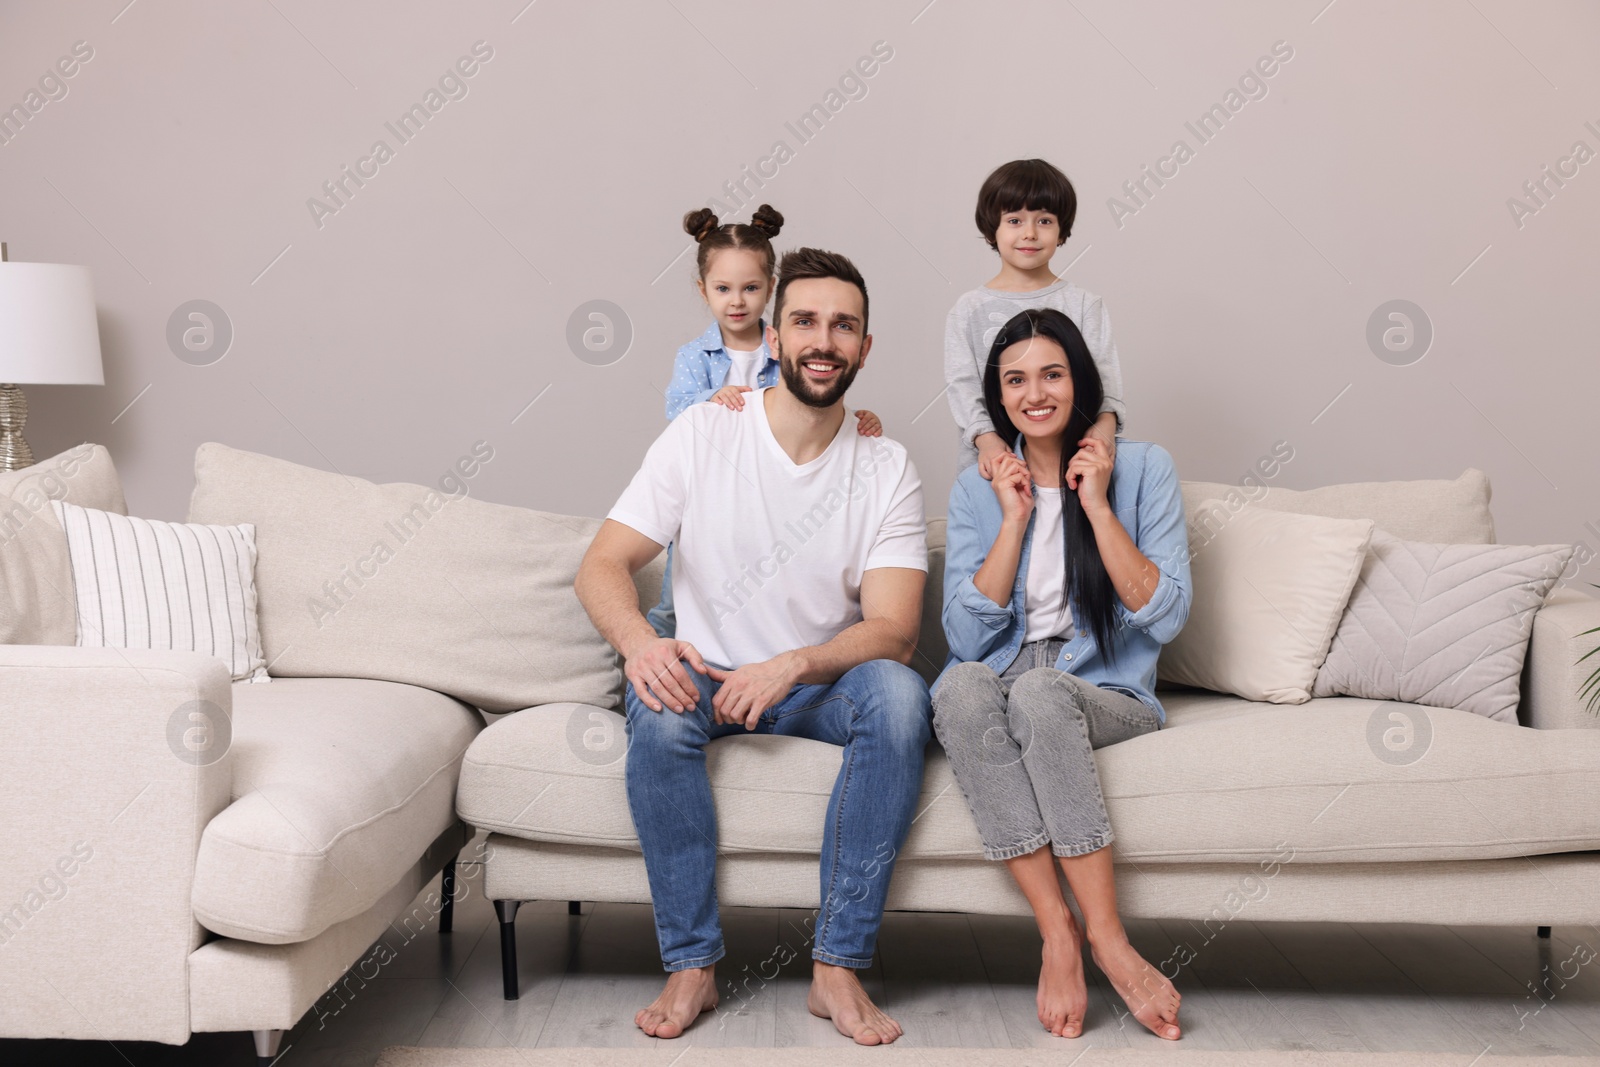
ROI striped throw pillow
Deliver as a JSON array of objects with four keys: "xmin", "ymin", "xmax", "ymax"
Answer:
[{"xmin": 51, "ymin": 500, "xmax": 269, "ymax": 682}]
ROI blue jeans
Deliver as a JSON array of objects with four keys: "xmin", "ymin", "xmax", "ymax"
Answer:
[{"xmin": 624, "ymin": 659, "xmax": 932, "ymax": 971}]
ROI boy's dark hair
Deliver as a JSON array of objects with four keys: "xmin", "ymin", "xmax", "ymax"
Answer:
[
  {"xmin": 682, "ymin": 203, "xmax": 784, "ymax": 278},
  {"xmin": 974, "ymin": 159, "xmax": 1077, "ymax": 249},
  {"xmin": 772, "ymin": 247, "xmax": 869, "ymax": 333}
]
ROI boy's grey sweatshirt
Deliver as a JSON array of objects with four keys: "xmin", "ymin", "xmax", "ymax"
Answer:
[{"xmin": 943, "ymin": 278, "xmax": 1126, "ymax": 471}]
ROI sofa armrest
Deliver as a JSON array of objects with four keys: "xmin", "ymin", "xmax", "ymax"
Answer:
[
  {"xmin": 1522, "ymin": 587, "xmax": 1600, "ymax": 731},
  {"xmin": 0, "ymin": 646, "xmax": 234, "ymax": 1044}
]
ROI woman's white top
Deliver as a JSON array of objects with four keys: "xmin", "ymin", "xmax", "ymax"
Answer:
[{"xmin": 1023, "ymin": 486, "xmax": 1075, "ymax": 642}]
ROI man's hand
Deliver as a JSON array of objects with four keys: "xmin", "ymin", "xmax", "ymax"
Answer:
[
  {"xmin": 975, "ymin": 432, "xmax": 1009, "ymax": 480},
  {"xmin": 707, "ymin": 651, "xmax": 804, "ymax": 730},
  {"xmin": 624, "ymin": 635, "xmax": 710, "ymax": 713}
]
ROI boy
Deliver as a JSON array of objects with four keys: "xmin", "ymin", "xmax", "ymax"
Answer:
[{"xmin": 945, "ymin": 159, "xmax": 1125, "ymax": 476}]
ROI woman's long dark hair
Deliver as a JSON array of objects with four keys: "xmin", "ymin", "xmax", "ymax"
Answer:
[{"xmin": 981, "ymin": 308, "xmax": 1119, "ymax": 661}]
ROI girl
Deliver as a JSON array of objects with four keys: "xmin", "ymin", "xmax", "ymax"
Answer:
[
  {"xmin": 933, "ymin": 308, "xmax": 1189, "ymax": 1041},
  {"xmin": 649, "ymin": 205, "xmax": 880, "ymax": 637}
]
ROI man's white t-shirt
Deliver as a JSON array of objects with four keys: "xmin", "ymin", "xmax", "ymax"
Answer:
[
  {"xmin": 1022, "ymin": 486, "xmax": 1075, "ymax": 642},
  {"xmin": 724, "ymin": 346, "xmax": 765, "ymax": 389},
  {"xmin": 609, "ymin": 388, "xmax": 928, "ymax": 669}
]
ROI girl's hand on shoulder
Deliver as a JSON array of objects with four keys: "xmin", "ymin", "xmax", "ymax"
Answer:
[
  {"xmin": 1067, "ymin": 435, "xmax": 1114, "ymax": 516},
  {"xmin": 710, "ymin": 385, "xmax": 752, "ymax": 410},
  {"xmin": 989, "ymin": 451, "xmax": 1034, "ymax": 528},
  {"xmin": 854, "ymin": 409, "xmax": 882, "ymax": 437}
]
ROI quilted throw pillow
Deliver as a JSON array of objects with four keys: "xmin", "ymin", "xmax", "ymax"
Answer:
[
  {"xmin": 1312, "ymin": 531, "xmax": 1575, "ymax": 721},
  {"xmin": 51, "ymin": 500, "xmax": 269, "ymax": 682}
]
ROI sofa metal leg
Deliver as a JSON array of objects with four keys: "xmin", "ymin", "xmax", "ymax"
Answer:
[
  {"xmin": 253, "ymin": 1028, "xmax": 284, "ymax": 1066},
  {"xmin": 440, "ymin": 860, "xmax": 457, "ymax": 934},
  {"xmin": 495, "ymin": 899, "xmax": 522, "ymax": 1001},
  {"xmin": 568, "ymin": 900, "xmax": 581, "ymax": 916},
  {"xmin": 1538, "ymin": 925, "xmax": 1552, "ymax": 939}
]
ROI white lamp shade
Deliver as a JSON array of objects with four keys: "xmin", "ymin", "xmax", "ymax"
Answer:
[{"xmin": 0, "ymin": 262, "xmax": 104, "ymax": 385}]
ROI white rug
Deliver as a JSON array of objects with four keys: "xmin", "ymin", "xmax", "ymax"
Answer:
[{"xmin": 375, "ymin": 1048, "xmax": 1599, "ymax": 1066}]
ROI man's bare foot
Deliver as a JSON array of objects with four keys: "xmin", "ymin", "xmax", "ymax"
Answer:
[
  {"xmin": 1088, "ymin": 933, "xmax": 1181, "ymax": 1040},
  {"xmin": 808, "ymin": 961, "xmax": 902, "ymax": 1045},
  {"xmin": 635, "ymin": 966, "xmax": 718, "ymax": 1038},
  {"xmin": 1039, "ymin": 921, "xmax": 1088, "ymax": 1038}
]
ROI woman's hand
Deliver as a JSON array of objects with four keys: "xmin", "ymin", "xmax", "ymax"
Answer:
[
  {"xmin": 1066, "ymin": 435, "xmax": 1114, "ymax": 517},
  {"xmin": 989, "ymin": 450, "xmax": 1035, "ymax": 529}
]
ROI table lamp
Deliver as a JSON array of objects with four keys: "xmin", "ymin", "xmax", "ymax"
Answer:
[{"xmin": 0, "ymin": 243, "xmax": 105, "ymax": 471}]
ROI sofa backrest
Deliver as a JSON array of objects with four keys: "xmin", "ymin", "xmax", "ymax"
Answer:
[
  {"xmin": 182, "ymin": 441, "xmax": 1497, "ymax": 709},
  {"xmin": 0, "ymin": 444, "xmax": 127, "ymax": 646},
  {"xmin": 912, "ymin": 519, "xmax": 949, "ymax": 686},
  {"xmin": 1181, "ymin": 469, "xmax": 1495, "ymax": 545}
]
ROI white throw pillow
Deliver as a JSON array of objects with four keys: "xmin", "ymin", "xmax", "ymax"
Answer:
[
  {"xmin": 1158, "ymin": 501, "xmax": 1374, "ymax": 703},
  {"xmin": 1312, "ymin": 531, "xmax": 1575, "ymax": 722},
  {"xmin": 52, "ymin": 500, "xmax": 269, "ymax": 682}
]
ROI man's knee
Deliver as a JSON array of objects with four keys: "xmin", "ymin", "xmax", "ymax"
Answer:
[
  {"xmin": 624, "ymin": 672, "xmax": 718, "ymax": 741},
  {"xmin": 847, "ymin": 659, "xmax": 932, "ymax": 746}
]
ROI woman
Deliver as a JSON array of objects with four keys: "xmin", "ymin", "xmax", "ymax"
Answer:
[{"xmin": 933, "ymin": 308, "xmax": 1190, "ymax": 1041}]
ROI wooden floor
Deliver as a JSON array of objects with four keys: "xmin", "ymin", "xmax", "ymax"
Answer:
[{"xmin": 8, "ymin": 858, "xmax": 1600, "ymax": 1065}]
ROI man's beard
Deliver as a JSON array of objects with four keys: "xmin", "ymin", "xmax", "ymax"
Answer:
[{"xmin": 777, "ymin": 339, "xmax": 860, "ymax": 409}]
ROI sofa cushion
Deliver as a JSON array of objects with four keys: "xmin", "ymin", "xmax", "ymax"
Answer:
[
  {"xmin": 458, "ymin": 692, "xmax": 1600, "ymax": 866},
  {"xmin": 192, "ymin": 678, "xmax": 482, "ymax": 945},
  {"xmin": 52, "ymin": 501, "xmax": 270, "ymax": 682},
  {"xmin": 0, "ymin": 444, "xmax": 126, "ymax": 646},
  {"xmin": 187, "ymin": 442, "xmax": 662, "ymax": 713},
  {"xmin": 1181, "ymin": 468, "xmax": 1494, "ymax": 545},
  {"xmin": 456, "ymin": 701, "xmax": 983, "ymax": 860},
  {"xmin": 1159, "ymin": 504, "xmax": 1375, "ymax": 703},
  {"xmin": 1312, "ymin": 532, "xmax": 1575, "ymax": 721}
]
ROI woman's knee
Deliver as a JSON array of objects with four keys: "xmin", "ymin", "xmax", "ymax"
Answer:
[
  {"xmin": 1007, "ymin": 667, "xmax": 1086, "ymax": 714},
  {"xmin": 932, "ymin": 661, "xmax": 1009, "ymax": 746},
  {"xmin": 932, "ymin": 661, "xmax": 1003, "ymax": 717}
]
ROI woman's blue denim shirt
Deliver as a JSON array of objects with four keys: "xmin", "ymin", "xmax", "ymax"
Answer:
[
  {"xmin": 664, "ymin": 319, "xmax": 780, "ymax": 421},
  {"xmin": 936, "ymin": 438, "xmax": 1191, "ymax": 722}
]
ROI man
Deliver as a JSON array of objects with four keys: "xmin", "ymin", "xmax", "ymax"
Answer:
[{"xmin": 575, "ymin": 247, "xmax": 931, "ymax": 1045}]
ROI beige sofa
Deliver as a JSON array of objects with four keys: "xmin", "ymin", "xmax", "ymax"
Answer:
[
  {"xmin": 0, "ymin": 446, "xmax": 481, "ymax": 1066},
  {"xmin": 5, "ymin": 445, "xmax": 1599, "ymax": 1064},
  {"xmin": 457, "ymin": 471, "xmax": 1600, "ymax": 1000}
]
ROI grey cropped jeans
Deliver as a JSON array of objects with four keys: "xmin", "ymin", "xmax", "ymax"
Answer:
[{"xmin": 931, "ymin": 639, "xmax": 1161, "ymax": 862}]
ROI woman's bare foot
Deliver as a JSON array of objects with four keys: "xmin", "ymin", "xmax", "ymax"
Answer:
[
  {"xmin": 635, "ymin": 966, "xmax": 718, "ymax": 1038},
  {"xmin": 1088, "ymin": 933, "xmax": 1181, "ymax": 1040},
  {"xmin": 1038, "ymin": 922, "xmax": 1088, "ymax": 1038},
  {"xmin": 808, "ymin": 961, "xmax": 903, "ymax": 1045}
]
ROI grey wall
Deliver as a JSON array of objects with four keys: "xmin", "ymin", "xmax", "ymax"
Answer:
[{"xmin": 3, "ymin": 0, "xmax": 1597, "ymax": 571}]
